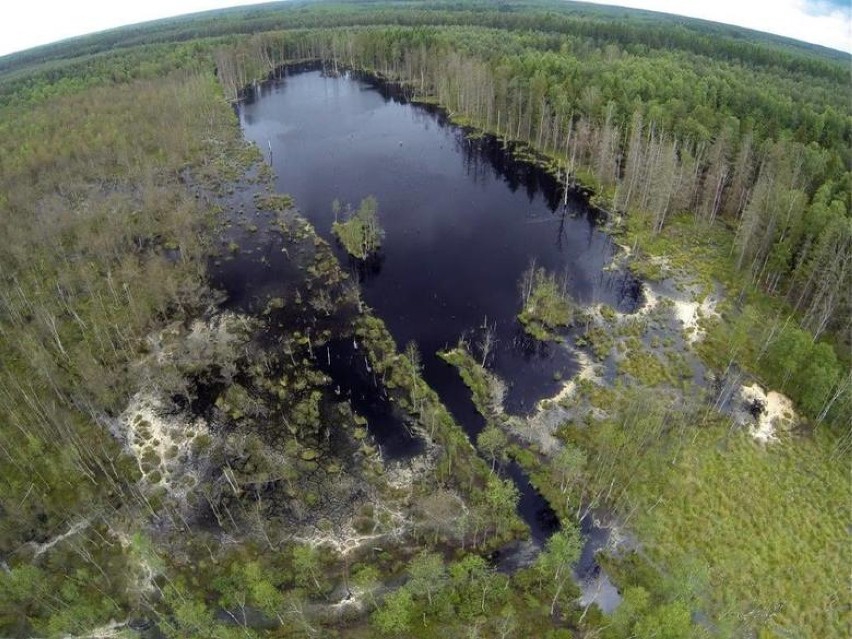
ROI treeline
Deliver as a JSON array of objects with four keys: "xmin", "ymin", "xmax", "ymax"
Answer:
[
  {"xmin": 3, "ymin": 0, "xmax": 846, "ymax": 84},
  {"xmin": 0, "ymin": 41, "xmax": 219, "ymax": 108},
  {"xmin": 218, "ymin": 27, "xmax": 848, "ymax": 156}
]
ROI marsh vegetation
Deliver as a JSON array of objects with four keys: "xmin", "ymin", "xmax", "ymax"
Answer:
[
  {"xmin": 518, "ymin": 262, "xmax": 576, "ymax": 341},
  {"xmin": 0, "ymin": 1, "xmax": 849, "ymax": 638},
  {"xmin": 331, "ymin": 196, "xmax": 384, "ymax": 260}
]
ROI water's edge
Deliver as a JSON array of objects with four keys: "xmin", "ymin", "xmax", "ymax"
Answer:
[{"xmin": 235, "ymin": 61, "xmax": 633, "ymax": 612}]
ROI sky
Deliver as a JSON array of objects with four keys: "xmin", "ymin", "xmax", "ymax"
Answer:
[
  {"xmin": 579, "ymin": 0, "xmax": 851, "ymax": 53},
  {"xmin": 0, "ymin": 0, "xmax": 264, "ymax": 57},
  {"xmin": 0, "ymin": 0, "xmax": 849, "ymax": 58}
]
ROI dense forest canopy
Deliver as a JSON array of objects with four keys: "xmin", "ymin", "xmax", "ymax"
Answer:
[
  {"xmin": 0, "ymin": 1, "xmax": 849, "ymax": 638},
  {"xmin": 2, "ymin": 1, "xmax": 848, "ymax": 77}
]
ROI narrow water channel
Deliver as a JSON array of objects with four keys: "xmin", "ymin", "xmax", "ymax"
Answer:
[{"xmin": 235, "ymin": 65, "xmax": 637, "ymax": 611}]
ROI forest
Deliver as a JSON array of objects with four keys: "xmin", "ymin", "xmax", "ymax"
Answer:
[{"xmin": 0, "ymin": 1, "xmax": 849, "ymax": 638}]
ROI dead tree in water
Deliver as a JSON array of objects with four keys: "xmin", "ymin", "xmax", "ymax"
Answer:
[{"xmin": 477, "ymin": 317, "xmax": 496, "ymax": 367}]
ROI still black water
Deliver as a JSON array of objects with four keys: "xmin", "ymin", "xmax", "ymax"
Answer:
[
  {"xmin": 236, "ymin": 68, "xmax": 634, "ymax": 611},
  {"xmin": 239, "ymin": 69, "xmax": 638, "ymax": 414}
]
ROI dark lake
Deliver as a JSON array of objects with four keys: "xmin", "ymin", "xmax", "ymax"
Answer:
[
  {"xmin": 238, "ymin": 68, "xmax": 639, "ymax": 418},
  {"xmin": 232, "ymin": 67, "xmax": 635, "ymax": 611}
]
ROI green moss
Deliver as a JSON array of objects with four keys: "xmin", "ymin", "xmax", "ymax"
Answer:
[
  {"xmin": 253, "ymin": 192, "xmax": 294, "ymax": 211},
  {"xmin": 575, "ymin": 325, "xmax": 615, "ymax": 360},
  {"xmin": 618, "ymin": 348, "xmax": 669, "ymax": 387},
  {"xmin": 566, "ymin": 390, "xmax": 850, "ymax": 637},
  {"xmin": 599, "ymin": 304, "xmax": 617, "ymax": 322},
  {"xmin": 191, "ymin": 433, "xmax": 212, "ymax": 454}
]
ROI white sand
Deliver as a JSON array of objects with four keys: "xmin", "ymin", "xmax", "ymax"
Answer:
[
  {"xmin": 521, "ymin": 348, "xmax": 603, "ymax": 455},
  {"xmin": 294, "ymin": 501, "xmax": 409, "ymax": 556},
  {"xmin": 593, "ymin": 283, "xmax": 659, "ymax": 322},
  {"xmin": 31, "ymin": 518, "xmax": 91, "ymax": 558},
  {"xmin": 110, "ymin": 527, "xmax": 161, "ymax": 596},
  {"xmin": 384, "ymin": 453, "xmax": 434, "ymax": 490},
  {"xmin": 671, "ymin": 293, "xmax": 719, "ymax": 344},
  {"xmin": 739, "ymin": 383, "xmax": 797, "ymax": 442},
  {"xmin": 603, "ymin": 242, "xmax": 633, "ymax": 272},
  {"xmin": 142, "ymin": 311, "xmax": 249, "ymax": 367},
  {"xmin": 602, "ymin": 235, "xmax": 722, "ymax": 346},
  {"xmin": 606, "ymin": 280, "xmax": 718, "ymax": 344},
  {"xmin": 124, "ymin": 313, "xmax": 249, "ymax": 498},
  {"xmin": 540, "ymin": 348, "xmax": 602, "ymax": 408},
  {"xmin": 639, "ymin": 284, "xmax": 661, "ymax": 315},
  {"xmin": 119, "ymin": 391, "xmax": 206, "ymax": 499},
  {"xmin": 59, "ymin": 619, "xmax": 130, "ymax": 639}
]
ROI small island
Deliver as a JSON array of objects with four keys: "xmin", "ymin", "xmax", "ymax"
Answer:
[
  {"xmin": 517, "ymin": 262, "xmax": 575, "ymax": 341},
  {"xmin": 331, "ymin": 195, "xmax": 385, "ymax": 259}
]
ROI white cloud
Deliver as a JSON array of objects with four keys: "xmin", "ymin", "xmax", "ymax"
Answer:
[{"xmin": 577, "ymin": 0, "xmax": 851, "ymax": 53}]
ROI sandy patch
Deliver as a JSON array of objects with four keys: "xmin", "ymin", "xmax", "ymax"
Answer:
[
  {"xmin": 587, "ymin": 282, "xmax": 660, "ymax": 322},
  {"xmin": 141, "ymin": 311, "xmax": 250, "ymax": 369},
  {"xmin": 119, "ymin": 391, "xmax": 207, "ymax": 500},
  {"xmin": 602, "ymin": 239, "xmax": 722, "ymax": 346},
  {"xmin": 519, "ymin": 348, "xmax": 603, "ymax": 455},
  {"xmin": 30, "ymin": 518, "xmax": 91, "ymax": 558},
  {"xmin": 384, "ymin": 453, "xmax": 434, "ymax": 491},
  {"xmin": 121, "ymin": 312, "xmax": 251, "ymax": 501},
  {"xmin": 293, "ymin": 501, "xmax": 408, "ymax": 556},
  {"xmin": 186, "ymin": 312, "xmax": 251, "ymax": 355},
  {"xmin": 671, "ymin": 294, "xmax": 719, "ymax": 344},
  {"xmin": 109, "ymin": 527, "xmax": 162, "ymax": 596},
  {"xmin": 327, "ymin": 586, "xmax": 368, "ymax": 613},
  {"xmin": 59, "ymin": 620, "xmax": 130, "ymax": 639},
  {"xmin": 540, "ymin": 348, "xmax": 602, "ymax": 409},
  {"xmin": 649, "ymin": 254, "xmax": 671, "ymax": 268},
  {"xmin": 611, "ymin": 280, "xmax": 718, "ymax": 344},
  {"xmin": 616, "ymin": 242, "xmax": 633, "ymax": 259},
  {"xmin": 739, "ymin": 383, "xmax": 797, "ymax": 442},
  {"xmin": 604, "ymin": 242, "xmax": 633, "ymax": 272},
  {"xmin": 638, "ymin": 284, "xmax": 660, "ymax": 315}
]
